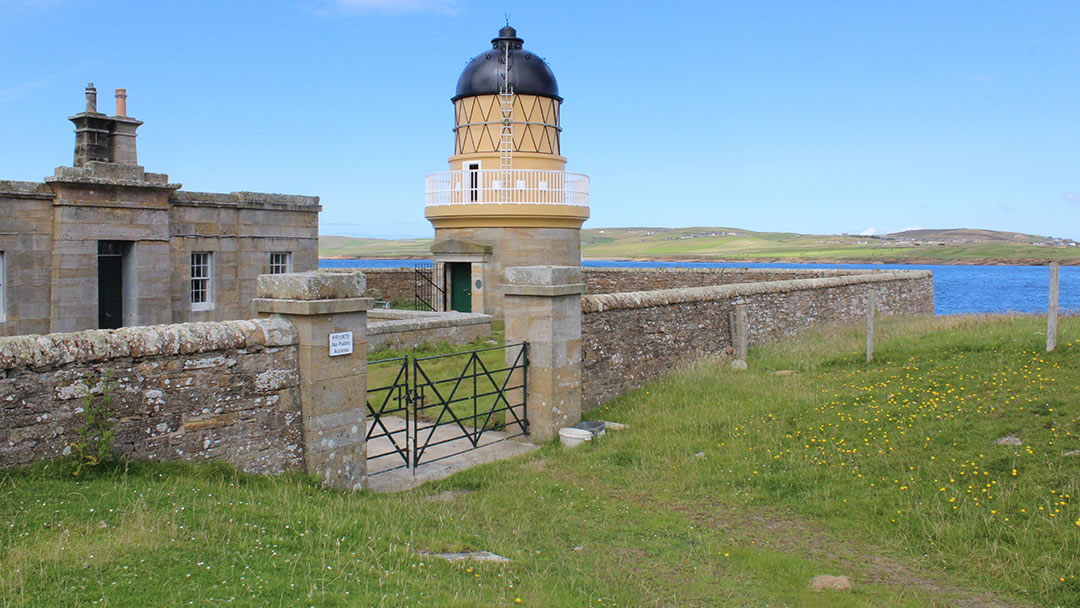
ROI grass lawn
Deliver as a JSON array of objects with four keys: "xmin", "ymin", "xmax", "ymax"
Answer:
[{"xmin": 2, "ymin": 314, "xmax": 1077, "ymax": 606}]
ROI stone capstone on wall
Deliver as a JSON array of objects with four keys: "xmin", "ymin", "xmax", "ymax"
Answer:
[
  {"xmin": 367, "ymin": 310, "xmax": 492, "ymax": 353},
  {"xmin": 257, "ymin": 271, "xmax": 366, "ymax": 301},
  {"xmin": 0, "ymin": 317, "xmax": 303, "ymax": 473},
  {"xmin": 0, "ymin": 317, "xmax": 296, "ymax": 369},
  {"xmin": 584, "ymin": 267, "xmax": 903, "ymax": 295},
  {"xmin": 583, "ymin": 271, "xmax": 932, "ymax": 312},
  {"xmin": 581, "ymin": 271, "xmax": 933, "ymax": 408}
]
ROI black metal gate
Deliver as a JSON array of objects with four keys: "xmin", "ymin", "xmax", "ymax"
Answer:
[
  {"xmin": 414, "ymin": 262, "xmax": 444, "ymax": 312},
  {"xmin": 366, "ymin": 342, "xmax": 528, "ymax": 475},
  {"xmin": 365, "ymin": 356, "xmax": 410, "ymax": 468}
]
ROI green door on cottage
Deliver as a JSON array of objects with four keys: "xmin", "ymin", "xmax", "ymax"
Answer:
[{"xmin": 449, "ymin": 262, "xmax": 471, "ymax": 312}]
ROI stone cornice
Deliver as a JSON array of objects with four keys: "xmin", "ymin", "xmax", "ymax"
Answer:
[
  {"xmin": 170, "ymin": 190, "xmax": 321, "ymax": 211},
  {"xmin": 503, "ymin": 283, "xmax": 586, "ymax": 297},
  {"xmin": 252, "ymin": 298, "xmax": 374, "ymax": 316}
]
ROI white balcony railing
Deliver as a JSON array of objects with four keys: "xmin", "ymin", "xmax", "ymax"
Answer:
[{"xmin": 425, "ymin": 169, "xmax": 589, "ymax": 207}]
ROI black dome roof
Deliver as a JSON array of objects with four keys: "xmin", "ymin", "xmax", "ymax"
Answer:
[{"xmin": 453, "ymin": 26, "xmax": 560, "ymax": 102}]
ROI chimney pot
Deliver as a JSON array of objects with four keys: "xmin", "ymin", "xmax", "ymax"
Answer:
[
  {"xmin": 115, "ymin": 88, "xmax": 127, "ymax": 117},
  {"xmin": 85, "ymin": 83, "xmax": 97, "ymax": 113}
]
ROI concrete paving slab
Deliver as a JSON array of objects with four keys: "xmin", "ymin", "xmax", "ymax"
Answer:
[{"xmin": 366, "ymin": 415, "xmax": 538, "ymax": 493}]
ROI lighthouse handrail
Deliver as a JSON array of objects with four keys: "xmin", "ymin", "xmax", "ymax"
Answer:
[{"xmin": 425, "ymin": 169, "xmax": 589, "ymax": 207}]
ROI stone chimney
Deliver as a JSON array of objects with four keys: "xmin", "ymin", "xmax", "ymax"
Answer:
[
  {"xmin": 68, "ymin": 84, "xmax": 143, "ymax": 167},
  {"xmin": 108, "ymin": 88, "xmax": 141, "ymax": 165},
  {"xmin": 85, "ymin": 83, "xmax": 97, "ymax": 112},
  {"xmin": 69, "ymin": 83, "xmax": 110, "ymax": 167},
  {"xmin": 114, "ymin": 88, "xmax": 127, "ymax": 116}
]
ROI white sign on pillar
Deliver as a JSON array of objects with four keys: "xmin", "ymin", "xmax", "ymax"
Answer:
[{"xmin": 329, "ymin": 332, "xmax": 354, "ymax": 356}]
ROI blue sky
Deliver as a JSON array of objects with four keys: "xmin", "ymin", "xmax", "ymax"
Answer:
[{"xmin": 3, "ymin": 0, "xmax": 1079, "ymax": 240}]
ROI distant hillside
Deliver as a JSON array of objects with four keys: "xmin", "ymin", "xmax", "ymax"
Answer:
[
  {"xmin": 578, "ymin": 226, "xmax": 1079, "ymax": 264},
  {"xmin": 320, "ymin": 227, "xmax": 1080, "ymax": 265},
  {"xmin": 884, "ymin": 228, "xmax": 1042, "ymax": 242},
  {"xmin": 320, "ymin": 236, "xmax": 433, "ymax": 259}
]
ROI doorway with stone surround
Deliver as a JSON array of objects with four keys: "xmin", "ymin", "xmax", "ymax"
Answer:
[
  {"xmin": 97, "ymin": 240, "xmax": 131, "ymax": 329},
  {"xmin": 448, "ymin": 262, "xmax": 472, "ymax": 312}
]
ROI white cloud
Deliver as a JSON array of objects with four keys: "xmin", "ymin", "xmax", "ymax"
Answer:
[
  {"xmin": 330, "ymin": 0, "xmax": 458, "ymax": 15},
  {"xmin": 0, "ymin": 69, "xmax": 82, "ymax": 103},
  {"xmin": 0, "ymin": 0, "xmax": 66, "ymax": 21},
  {"xmin": 1064, "ymin": 192, "xmax": 1080, "ymax": 207},
  {"xmin": 0, "ymin": 77, "xmax": 51, "ymax": 103},
  {"xmin": 859, "ymin": 227, "xmax": 877, "ymax": 236},
  {"xmin": 0, "ymin": 0, "xmax": 62, "ymax": 8}
]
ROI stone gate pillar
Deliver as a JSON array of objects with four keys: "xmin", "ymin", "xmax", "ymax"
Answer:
[
  {"xmin": 252, "ymin": 271, "xmax": 372, "ymax": 490},
  {"xmin": 503, "ymin": 266, "xmax": 585, "ymax": 442}
]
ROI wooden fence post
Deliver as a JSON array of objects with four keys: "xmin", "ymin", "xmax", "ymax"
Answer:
[
  {"xmin": 728, "ymin": 310, "xmax": 736, "ymax": 348},
  {"xmin": 1048, "ymin": 262, "xmax": 1059, "ymax": 353},
  {"xmin": 866, "ymin": 291, "xmax": 876, "ymax": 363},
  {"xmin": 734, "ymin": 304, "xmax": 748, "ymax": 367}
]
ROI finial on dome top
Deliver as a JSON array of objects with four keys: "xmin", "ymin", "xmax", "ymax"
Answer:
[{"xmin": 493, "ymin": 24, "xmax": 523, "ymax": 50}]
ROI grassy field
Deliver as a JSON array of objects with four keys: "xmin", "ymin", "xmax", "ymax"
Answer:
[
  {"xmin": 2, "ymin": 314, "xmax": 1078, "ymax": 606},
  {"xmin": 319, "ymin": 227, "xmax": 1080, "ymax": 264},
  {"xmin": 320, "ymin": 235, "xmax": 434, "ymax": 259},
  {"xmin": 581, "ymin": 227, "xmax": 1080, "ymax": 263}
]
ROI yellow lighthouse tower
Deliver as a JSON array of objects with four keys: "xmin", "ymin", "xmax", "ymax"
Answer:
[{"xmin": 425, "ymin": 25, "xmax": 589, "ymax": 317}]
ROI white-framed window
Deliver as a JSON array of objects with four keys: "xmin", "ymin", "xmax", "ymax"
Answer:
[
  {"xmin": 466, "ymin": 161, "xmax": 481, "ymax": 202},
  {"xmin": 269, "ymin": 251, "xmax": 292, "ymax": 274},
  {"xmin": 190, "ymin": 252, "xmax": 213, "ymax": 311}
]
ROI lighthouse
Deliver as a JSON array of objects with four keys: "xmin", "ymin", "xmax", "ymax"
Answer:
[{"xmin": 424, "ymin": 25, "xmax": 589, "ymax": 317}]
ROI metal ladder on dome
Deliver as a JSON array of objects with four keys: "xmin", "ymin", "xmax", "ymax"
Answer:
[{"xmin": 498, "ymin": 41, "xmax": 514, "ymax": 202}]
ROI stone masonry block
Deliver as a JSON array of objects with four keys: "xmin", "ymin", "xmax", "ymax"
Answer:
[
  {"xmin": 525, "ymin": 338, "xmax": 581, "ymax": 371},
  {"xmin": 303, "ymin": 403, "xmax": 366, "ymax": 490},
  {"xmin": 305, "ymin": 440, "xmax": 366, "ymax": 492},
  {"xmin": 281, "ymin": 312, "xmax": 367, "ymax": 346},
  {"xmin": 504, "ymin": 266, "xmax": 582, "ymax": 287},
  {"xmin": 299, "ymin": 375, "xmax": 366, "ymax": 419},
  {"xmin": 523, "ymin": 365, "xmax": 582, "ymax": 443},
  {"xmin": 305, "ymin": 407, "xmax": 366, "ymax": 448},
  {"xmin": 297, "ymin": 344, "xmax": 367, "ymax": 381}
]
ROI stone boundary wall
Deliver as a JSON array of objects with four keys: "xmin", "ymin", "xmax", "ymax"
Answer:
[
  {"xmin": 367, "ymin": 310, "xmax": 491, "ymax": 353},
  {"xmin": 325, "ymin": 268, "xmax": 416, "ymax": 304},
  {"xmin": 327, "ymin": 266, "xmax": 878, "ymax": 304},
  {"xmin": 581, "ymin": 271, "xmax": 933, "ymax": 408},
  {"xmin": 0, "ymin": 317, "xmax": 304, "ymax": 473},
  {"xmin": 584, "ymin": 267, "xmax": 890, "ymax": 294}
]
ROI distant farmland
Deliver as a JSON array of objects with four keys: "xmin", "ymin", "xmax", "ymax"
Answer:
[{"xmin": 320, "ymin": 227, "xmax": 1080, "ymax": 265}]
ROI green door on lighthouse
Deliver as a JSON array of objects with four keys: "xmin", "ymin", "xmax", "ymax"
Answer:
[{"xmin": 449, "ymin": 262, "xmax": 472, "ymax": 313}]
